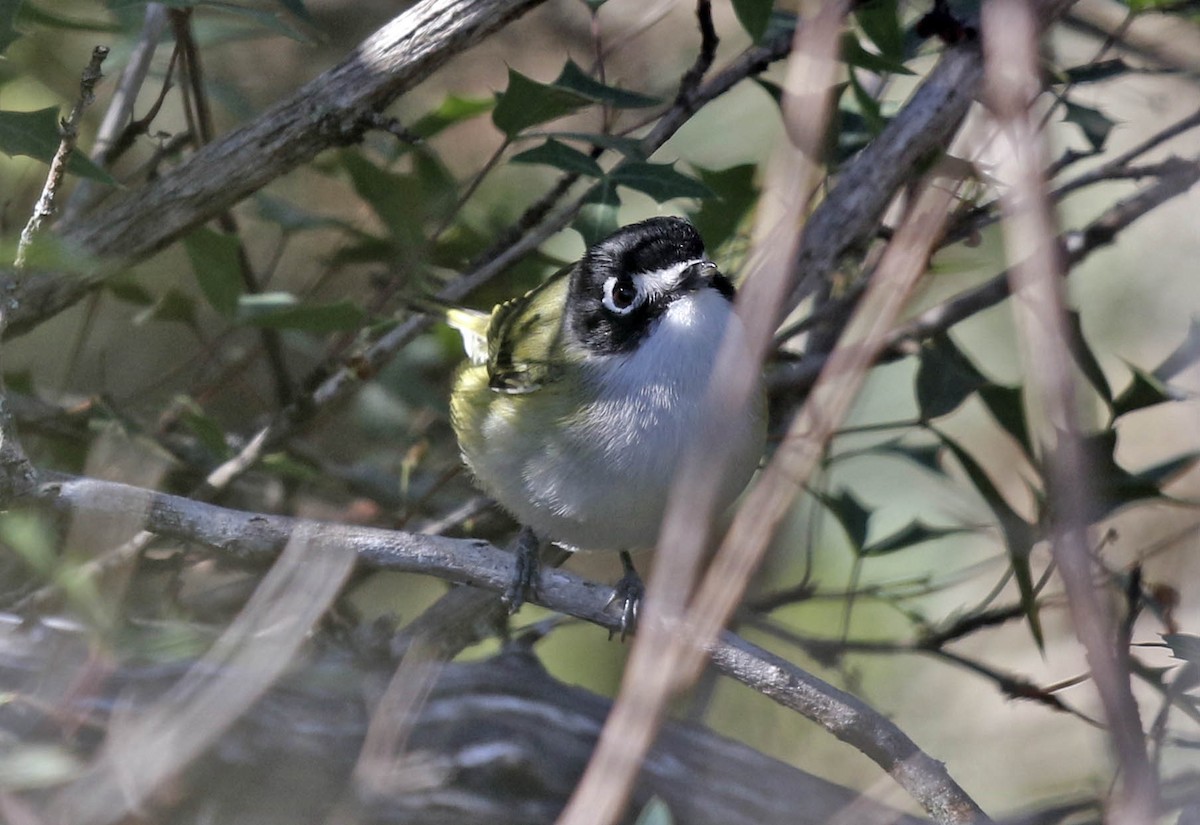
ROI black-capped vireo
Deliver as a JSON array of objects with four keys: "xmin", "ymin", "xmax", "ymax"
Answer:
[{"xmin": 442, "ymin": 216, "xmax": 766, "ymax": 632}]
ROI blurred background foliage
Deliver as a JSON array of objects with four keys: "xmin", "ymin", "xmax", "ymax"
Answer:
[{"xmin": 2, "ymin": 0, "xmax": 1200, "ymax": 820}]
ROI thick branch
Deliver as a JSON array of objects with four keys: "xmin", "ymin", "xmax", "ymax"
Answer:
[{"xmin": 2, "ymin": 0, "xmax": 546, "ymax": 338}]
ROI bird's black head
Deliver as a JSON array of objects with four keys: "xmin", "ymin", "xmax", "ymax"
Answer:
[{"xmin": 566, "ymin": 217, "xmax": 734, "ymax": 356}]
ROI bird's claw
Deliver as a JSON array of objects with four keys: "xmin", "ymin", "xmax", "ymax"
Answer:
[
  {"xmin": 502, "ymin": 528, "xmax": 541, "ymax": 613},
  {"xmin": 606, "ymin": 551, "xmax": 643, "ymax": 640}
]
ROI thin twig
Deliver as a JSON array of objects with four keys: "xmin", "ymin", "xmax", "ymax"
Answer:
[{"xmin": 14, "ymin": 46, "xmax": 110, "ymax": 270}]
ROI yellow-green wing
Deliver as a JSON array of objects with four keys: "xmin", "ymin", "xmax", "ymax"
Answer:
[{"xmin": 486, "ymin": 267, "xmax": 572, "ymax": 394}]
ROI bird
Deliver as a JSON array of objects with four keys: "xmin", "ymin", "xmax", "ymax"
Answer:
[{"xmin": 442, "ymin": 216, "xmax": 766, "ymax": 633}]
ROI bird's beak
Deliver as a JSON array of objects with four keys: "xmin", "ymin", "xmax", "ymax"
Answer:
[{"xmin": 681, "ymin": 260, "xmax": 735, "ymax": 300}]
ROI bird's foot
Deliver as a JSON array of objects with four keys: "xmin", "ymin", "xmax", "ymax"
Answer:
[
  {"xmin": 606, "ymin": 550, "xmax": 644, "ymax": 640},
  {"xmin": 502, "ymin": 527, "xmax": 541, "ymax": 613}
]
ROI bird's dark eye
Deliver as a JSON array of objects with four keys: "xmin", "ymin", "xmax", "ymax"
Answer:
[
  {"xmin": 611, "ymin": 277, "xmax": 638, "ymax": 310},
  {"xmin": 601, "ymin": 274, "xmax": 643, "ymax": 315}
]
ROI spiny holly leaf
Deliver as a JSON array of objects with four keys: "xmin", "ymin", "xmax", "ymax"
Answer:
[
  {"xmin": 0, "ymin": 107, "xmax": 115, "ymax": 183},
  {"xmin": 731, "ymin": 0, "xmax": 773, "ymax": 41},
  {"xmin": 411, "ymin": 94, "xmax": 493, "ymax": 140},
  {"xmin": 608, "ymin": 162, "xmax": 712, "ymax": 203},
  {"xmin": 1163, "ymin": 633, "xmax": 1200, "ymax": 666},
  {"xmin": 1083, "ymin": 430, "xmax": 1197, "ymax": 519},
  {"xmin": 862, "ymin": 521, "xmax": 974, "ymax": 556},
  {"xmin": 492, "ymin": 69, "xmax": 590, "ymax": 137},
  {"xmin": 855, "ymin": 0, "xmax": 905, "ymax": 63},
  {"xmin": 183, "ymin": 227, "xmax": 243, "ymax": 317},
  {"xmin": 939, "ymin": 430, "xmax": 1044, "ymax": 649},
  {"xmin": 1113, "ymin": 364, "xmax": 1178, "ymax": 419},
  {"xmin": 816, "ymin": 488, "xmax": 872, "ymax": 552},
  {"xmin": 979, "ymin": 383, "xmax": 1034, "ymax": 458},
  {"xmin": 552, "ymin": 131, "xmax": 645, "ymax": 158},
  {"xmin": 916, "ymin": 333, "xmax": 988, "ymax": 420},
  {"xmin": 687, "ymin": 163, "xmax": 757, "ymax": 252},
  {"xmin": 511, "ymin": 139, "xmax": 603, "ymax": 177},
  {"xmin": 1153, "ymin": 317, "xmax": 1200, "ymax": 382},
  {"xmin": 1063, "ymin": 100, "xmax": 1116, "ymax": 153},
  {"xmin": 1065, "ymin": 310, "xmax": 1113, "ymax": 404},
  {"xmin": 553, "ymin": 60, "xmax": 659, "ymax": 109}
]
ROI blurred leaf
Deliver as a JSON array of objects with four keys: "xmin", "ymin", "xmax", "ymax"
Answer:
[
  {"xmin": 411, "ymin": 94, "xmax": 494, "ymax": 140},
  {"xmin": 0, "ymin": 511, "xmax": 58, "ymax": 577},
  {"xmin": 0, "ymin": 743, "xmax": 82, "ymax": 790},
  {"xmin": 848, "ymin": 71, "xmax": 887, "ymax": 134},
  {"xmin": 255, "ymin": 193, "xmax": 345, "ymax": 233},
  {"xmin": 1082, "ymin": 431, "xmax": 1196, "ymax": 519},
  {"xmin": 512, "ymin": 139, "xmax": 603, "ymax": 177},
  {"xmin": 179, "ymin": 400, "xmax": 232, "ymax": 460},
  {"xmin": 5, "ymin": 369, "xmax": 34, "ymax": 395},
  {"xmin": 1163, "ymin": 633, "xmax": 1200, "ymax": 666},
  {"xmin": 0, "ymin": 0, "xmax": 23, "ymax": 53},
  {"xmin": 830, "ymin": 106, "xmax": 875, "ymax": 164},
  {"xmin": 688, "ymin": 163, "xmax": 758, "ymax": 252},
  {"xmin": 1061, "ymin": 58, "xmax": 1130, "ymax": 84},
  {"xmin": 1153, "ymin": 317, "xmax": 1200, "ymax": 382},
  {"xmin": 133, "ymin": 287, "xmax": 200, "ymax": 331},
  {"xmin": 818, "ymin": 488, "xmax": 872, "ymax": 551},
  {"xmin": 916, "ymin": 333, "xmax": 988, "ymax": 420},
  {"xmin": 1113, "ymin": 364, "xmax": 1177, "ymax": 418},
  {"xmin": 108, "ymin": 0, "xmax": 311, "ymax": 40},
  {"xmin": 106, "ymin": 278, "xmax": 155, "ymax": 307},
  {"xmin": 979, "ymin": 383, "xmax": 1034, "ymax": 457},
  {"xmin": 183, "ymin": 227, "xmax": 243, "ymax": 317},
  {"xmin": 274, "ymin": 0, "xmax": 313, "ymax": 24},
  {"xmin": 238, "ymin": 294, "xmax": 365, "ymax": 332},
  {"xmin": 873, "ymin": 440, "xmax": 944, "ymax": 474},
  {"xmin": 939, "ymin": 431, "xmax": 1044, "ymax": 648},
  {"xmin": 755, "ymin": 78, "xmax": 783, "ymax": 107},
  {"xmin": 340, "ymin": 149, "xmax": 448, "ymax": 253},
  {"xmin": 0, "ymin": 107, "xmax": 116, "ymax": 183},
  {"xmin": 1063, "ymin": 100, "xmax": 1115, "ymax": 152},
  {"xmin": 21, "ymin": 3, "xmax": 123, "ymax": 33},
  {"xmin": 863, "ymin": 521, "xmax": 973, "ymax": 556},
  {"xmin": 855, "ymin": 0, "xmax": 905, "ymax": 62},
  {"xmin": 634, "ymin": 797, "xmax": 675, "ymax": 825},
  {"xmin": 841, "ymin": 31, "xmax": 915, "ymax": 75},
  {"xmin": 732, "ymin": 0, "xmax": 773, "ymax": 41},
  {"xmin": 609, "ymin": 161, "xmax": 713, "ymax": 202},
  {"xmin": 553, "ymin": 60, "xmax": 659, "ymax": 108},
  {"xmin": 554, "ymin": 130, "xmax": 646, "ymax": 158},
  {"xmin": 1065, "ymin": 310, "xmax": 1112, "ymax": 403},
  {"xmin": 574, "ymin": 183, "xmax": 621, "ymax": 247},
  {"xmin": 493, "ymin": 68, "xmax": 590, "ymax": 137}
]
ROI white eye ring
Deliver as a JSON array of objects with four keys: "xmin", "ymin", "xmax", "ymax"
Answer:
[{"xmin": 602, "ymin": 275, "xmax": 644, "ymax": 315}]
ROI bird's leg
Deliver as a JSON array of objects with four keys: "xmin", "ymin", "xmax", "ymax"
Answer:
[
  {"xmin": 607, "ymin": 550, "xmax": 644, "ymax": 640},
  {"xmin": 502, "ymin": 526, "xmax": 542, "ymax": 613}
]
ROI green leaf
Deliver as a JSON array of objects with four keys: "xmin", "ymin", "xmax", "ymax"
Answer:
[
  {"xmin": 183, "ymin": 227, "xmax": 243, "ymax": 317},
  {"xmin": 1063, "ymin": 100, "xmax": 1115, "ymax": 153},
  {"xmin": 688, "ymin": 163, "xmax": 758, "ymax": 252},
  {"xmin": 237, "ymin": 294, "xmax": 365, "ymax": 332},
  {"xmin": 574, "ymin": 182, "xmax": 621, "ymax": 246},
  {"xmin": 512, "ymin": 139, "xmax": 603, "ymax": 177},
  {"xmin": 862, "ymin": 521, "xmax": 973, "ymax": 556},
  {"xmin": 634, "ymin": 797, "xmax": 675, "ymax": 825},
  {"xmin": 731, "ymin": 0, "xmax": 773, "ymax": 41},
  {"xmin": 1065, "ymin": 310, "xmax": 1112, "ymax": 403},
  {"xmin": 1153, "ymin": 317, "xmax": 1200, "ymax": 382},
  {"xmin": 1162, "ymin": 633, "xmax": 1200, "ymax": 666},
  {"xmin": 608, "ymin": 162, "xmax": 713, "ymax": 202},
  {"xmin": 916, "ymin": 333, "xmax": 988, "ymax": 420},
  {"xmin": 938, "ymin": 431, "xmax": 1044, "ymax": 649},
  {"xmin": 340, "ymin": 150, "xmax": 447, "ymax": 251},
  {"xmin": 179, "ymin": 402, "xmax": 232, "ymax": 460},
  {"xmin": 0, "ymin": 107, "xmax": 116, "ymax": 183},
  {"xmin": 411, "ymin": 94, "xmax": 494, "ymax": 140},
  {"xmin": 22, "ymin": 2, "xmax": 123, "ymax": 32},
  {"xmin": 978, "ymin": 383, "xmax": 1034, "ymax": 458},
  {"xmin": 492, "ymin": 69, "xmax": 591, "ymax": 137},
  {"xmin": 817, "ymin": 489, "xmax": 872, "ymax": 552},
  {"xmin": 848, "ymin": 71, "xmax": 887, "ymax": 134},
  {"xmin": 254, "ymin": 193, "xmax": 344, "ymax": 233},
  {"xmin": 553, "ymin": 131, "xmax": 646, "ymax": 158},
  {"xmin": 1061, "ymin": 58, "xmax": 1130, "ymax": 84},
  {"xmin": 0, "ymin": 0, "xmax": 23, "ymax": 54},
  {"xmin": 841, "ymin": 31, "xmax": 915, "ymax": 76},
  {"xmin": 855, "ymin": 0, "xmax": 905, "ymax": 63},
  {"xmin": 552, "ymin": 60, "xmax": 660, "ymax": 109},
  {"xmin": 1113, "ymin": 364, "xmax": 1177, "ymax": 418},
  {"xmin": 1080, "ymin": 431, "xmax": 1194, "ymax": 520},
  {"xmin": 133, "ymin": 288, "xmax": 200, "ymax": 331},
  {"xmin": 105, "ymin": 278, "xmax": 154, "ymax": 307},
  {"xmin": 873, "ymin": 440, "xmax": 945, "ymax": 474}
]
